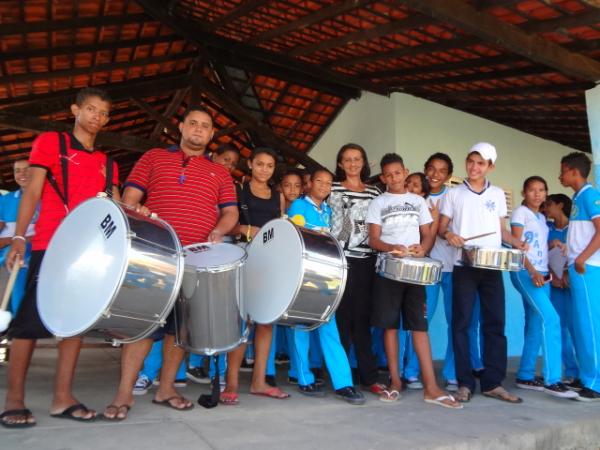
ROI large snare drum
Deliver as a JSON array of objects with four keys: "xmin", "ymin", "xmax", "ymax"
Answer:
[
  {"xmin": 37, "ymin": 196, "xmax": 184, "ymax": 343},
  {"xmin": 377, "ymin": 254, "xmax": 443, "ymax": 285},
  {"xmin": 243, "ymin": 219, "xmax": 347, "ymax": 330},
  {"xmin": 461, "ymin": 246, "xmax": 524, "ymax": 271},
  {"xmin": 175, "ymin": 243, "xmax": 248, "ymax": 355}
]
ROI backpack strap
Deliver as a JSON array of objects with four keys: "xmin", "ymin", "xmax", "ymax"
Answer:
[{"xmin": 46, "ymin": 132, "xmax": 69, "ymax": 210}]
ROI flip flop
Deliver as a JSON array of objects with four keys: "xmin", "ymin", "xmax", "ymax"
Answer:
[
  {"xmin": 51, "ymin": 403, "xmax": 97, "ymax": 422},
  {"xmin": 483, "ymin": 386, "xmax": 523, "ymax": 404},
  {"xmin": 219, "ymin": 392, "xmax": 239, "ymax": 406},
  {"xmin": 250, "ymin": 387, "xmax": 290, "ymax": 399},
  {"xmin": 152, "ymin": 396, "xmax": 194, "ymax": 410},
  {"xmin": 379, "ymin": 389, "xmax": 401, "ymax": 403},
  {"xmin": 424, "ymin": 395, "xmax": 463, "ymax": 409},
  {"xmin": 455, "ymin": 386, "xmax": 472, "ymax": 403},
  {"xmin": 102, "ymin": 404, "xmax": 131, "ymax": 422},
  {"xmin": 0, "ymin": 408, "xmax": 36, "ymax": 428}
]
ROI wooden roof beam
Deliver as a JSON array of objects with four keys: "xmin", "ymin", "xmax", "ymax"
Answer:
[
  {"xmin": 3, "ymin": 71, "xmax": 192, "ymax": 116},
  {"xmin": 248, "ymin": 0, "xmax": 374, "ymax": 45},
  {"xmin": 395, "ymin": 0, "xmax": 600, "ymax": 81},
  {"xmin": 150, "ymin": 88, "xmax": 189, "ymax": 140},
  {"xmin": 196, "ymin": 76, "xmax": 325, "ymax": 171},
  {"xmin": 0, "ymin": 35, "xmax": 182, "ymax": 63},
  {"xmin": 522, "ymin": 9, "xmax": 600, "ymax": 34},
  {"xmin": 289, "ymin": 15, "xmax": 431, "ymax": 57},
  {"xmin": 0, "ymin": 111, "xmax": 162, "ymax": 152},
  {"xmin": 2, "ymin": 51, "xmax": 197, "ymax": 85},
  {"xmin": 129, "ymin": 97, "xmax": 181, "ymax": 137},
  {"xmin": 204, "ymin": 0, "xmax": 271, "ymax": 32},
  {"xmin": 0, "ymin": 13, "xmax": 150, "ymax": 36},
  {"xmin": 137, "ymin": 0, "xmax": 383, "ymax": 97}
]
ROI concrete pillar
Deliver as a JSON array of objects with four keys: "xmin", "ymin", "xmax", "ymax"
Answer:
[{"xmin": 585, "ymin": 84, "xmax": 600, "ymax": 186}]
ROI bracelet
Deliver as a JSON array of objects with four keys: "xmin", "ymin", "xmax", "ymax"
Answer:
[
  {"xmin": 11, "ymin": 235, "xmax": 26, "ymax": 242},
  {"xmin": 246, "ymin": 225, "xmax": 252, "ymax": 242}
]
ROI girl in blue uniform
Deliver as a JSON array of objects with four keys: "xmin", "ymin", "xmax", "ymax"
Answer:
[{"xmin": 510, "ymin": 176, "xmax": 577, "ymax": 399}]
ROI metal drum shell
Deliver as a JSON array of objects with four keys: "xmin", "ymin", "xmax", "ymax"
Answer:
[
  {"xmin": 377, "ymin": 255, "xmax": 443, "ymax": 286},
  {"xmin": 175, "ymin": 243, "xmax": 248, "ymax": 356},
  {"xmin": 37, "ymin": 196, "xmax": 184, "ymax": 344},
  {"xmin": 243, "ymin": 219, "xmax": 348, "ymax": 331},
  {"xmin": 461, "ymin": 246, "xmax": 524, "ymax": 271}
]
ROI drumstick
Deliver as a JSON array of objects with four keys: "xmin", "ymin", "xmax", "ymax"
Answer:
[
  {"xmin": 463, "ymin": 231, "xmax": 496, "ymax": 242},
  {"xmin": 0, "ymin": 260, "xmax": 20, "ymax": 332},
  {"xmin": 1, "ymin": 262, "xmax": 19, "ymax": 312}
]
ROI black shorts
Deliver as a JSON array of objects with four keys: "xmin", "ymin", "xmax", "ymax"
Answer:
[
  {"xmin": 9, "ymin": 250, "xmax": 53, "ymax": 339},
  {"xmin": 149, "ymin": 307, "xmax": 177, "ymax": 341},
  {"xmin": 371, "ymin": 275, "xmax": 428, "ymax": 331}
]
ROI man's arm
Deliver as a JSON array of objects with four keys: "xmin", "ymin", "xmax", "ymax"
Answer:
[
  {"xmin": 209, "ymin": 205, "xmax": 239, "ymax": 243},
  {"xmin": 5, "ymin": 167, "xmax": 46, "ymax": 269}
]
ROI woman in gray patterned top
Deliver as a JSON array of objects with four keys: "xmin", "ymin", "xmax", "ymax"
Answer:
[{"xmin": 330, "ymin": 143, "xmax": 385, "ymax": 395}]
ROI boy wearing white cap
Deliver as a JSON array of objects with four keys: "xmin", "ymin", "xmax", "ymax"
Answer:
[{"xmin": 439, "ymin": 143, "xmax": 527, "ymax": 403}]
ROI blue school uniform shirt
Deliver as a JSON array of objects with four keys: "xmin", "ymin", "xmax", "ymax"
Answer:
[
  {"xmin": 288, "ymin": 196, "xmax": 332, "ymax": 231},
  {"xmin": 0, "ymin": 189, "xmax": 38, "ymax": 264},
  {"xmin": 567, "ymin": 183, "xmax": 600, "ymax": 266},
  {"xmin": 547, "ymin": 222, "xmax": 568, "ymax": 244}
]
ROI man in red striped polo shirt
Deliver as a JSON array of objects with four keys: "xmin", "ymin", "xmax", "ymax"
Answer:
[{"xmin": 103, "ymin": 106, "xmax": 238, "ymax": 420}]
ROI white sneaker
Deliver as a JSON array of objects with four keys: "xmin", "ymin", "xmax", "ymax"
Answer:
[
  {"xmin": 405, "ymin": 378, "xmax": 424, "ymax": 390},
  {"xmin": 446, "ymin": 380, "xmax": 459, "ymax": 392},
  {"xmin": 133, "ymin": 375, "xmax": 153, "ymax": 395}
]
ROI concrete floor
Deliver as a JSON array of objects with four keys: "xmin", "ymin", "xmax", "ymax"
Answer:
[{"xmin": 1, "ymin": 345, "xmax": 600, "ymax": 450}]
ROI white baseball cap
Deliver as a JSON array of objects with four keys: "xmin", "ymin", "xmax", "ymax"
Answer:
[{"xmin": 469, "ymin": 142, "xmax": 497, "ymax": 164}]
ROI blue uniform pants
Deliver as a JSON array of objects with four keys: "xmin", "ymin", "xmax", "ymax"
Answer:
[
  {"xmin": 550, "ymin": 286, "xmax": 579, "ymax": 379},
  {"xmin": 140, "ymin": 339, "xmax": 187, "ymax": 381},
  {"xmin": 568, "ymin": 264, "xmax": 600, "ymax": 391},
  {"xmin": 511, "ymin": 270, "xmax": 562, "ymax": 385},
  {"xmin": 290, "ymin": 314, "xmax": 353, "ymax": 389}
]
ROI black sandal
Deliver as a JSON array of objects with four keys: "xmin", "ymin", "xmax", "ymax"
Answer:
[
  {"xmin": 50, "ymin": 403, "xmax": 97, "ymax": 422},
  {"xmin": 0, "ymin": 408, "xmax": 36, "ymax": 428}
]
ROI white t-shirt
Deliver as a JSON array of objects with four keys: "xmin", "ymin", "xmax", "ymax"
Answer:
[
  {"xmin": 440, "ymin": 180, "xmax": 507, "ymax": 265},
  {"xmin": 366, "ymin": 191, "xmax": 432, "ymax": 246},
  {"xmin": 510, "ymin": 205, "xmax": 549, "ymax": 272},
  {"xmin": 567, "ymin": 183, "xmax": 600, "ymax": 266},
  {"xmin": 428, "ymin": 186, "xmax": 456, "ymax": 272}
]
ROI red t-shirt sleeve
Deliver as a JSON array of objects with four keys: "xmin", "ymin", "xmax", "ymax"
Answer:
[
  {"xmin": 124, "ymin": 151, "xmax": 154, "ymax": 193},
  {"xmin": 29, "ymin": 132, "xmax": 60, "ymax": 172},
  {"xmin": 217, "ymin": 170, "xmax": 237, "ymax": 209},
  {"xmin": 110, "ymin": 159, "xmax": 119, "ymax": 186}
]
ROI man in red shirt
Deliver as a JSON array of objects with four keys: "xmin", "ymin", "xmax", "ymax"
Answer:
[
  {"xmin": 103, "ymin": 106, "xmax": 238, "ymax": 420},
  {"xmin": 1, "ymin": 88, "xmax": 119, "ymax": 428}
]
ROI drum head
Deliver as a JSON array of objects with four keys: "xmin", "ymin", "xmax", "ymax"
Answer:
[
  {"xmin": 184, "ymin": 242, "xmax": 246, "ymax": 269},
  {"xmin": 243, "ymin": 219, "xmax": 303, "ymax": 324},
  {"xmin": 37, "ymin": 197, "xmax": 129, "ymax": 337}
]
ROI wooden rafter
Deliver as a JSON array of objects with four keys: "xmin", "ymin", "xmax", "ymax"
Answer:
[
  {"xmin": 3, "ymin": 72, "xmax": 192, "ymax": 116},
  {"xmin": 289, "ymin": 15, "xmax": 432, "ymax": 57},
  {"xmin": 150, "ymin": 88, "xmax": 189, "ymax": 140},
  {"xmin": 129, "ymin": 97, "xmax": 180, "ymax": 138},
  {"xmin": 136, "ymin": 0, "xmax": 383, "ymax": 96},
  {"xmin": 0, "ymin": 111, "xmax": 162, "ymax": 152},
  {"xmin": 204, "ymin": 0, "xmax": 271, "ymax": 32},
  {"xmin": 0, "ymin": 13, "xmax": 150, "ymax": 35},
  {"xmin": 248, "ymin": 0, "xmax": 374, "ymax": 45},
  {"xmin": 522, "ymin": 9, "xmax": 600, "ymax": 34},
  {"xmin": 394, "ymin": 0, "xmax": 600, "ymax": 81}
]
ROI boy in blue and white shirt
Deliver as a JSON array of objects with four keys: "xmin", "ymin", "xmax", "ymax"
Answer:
[
  {"xmin": 288, "ymin": 169, "xmax": 365, "ymax": 405},
  {"xmin": 559, "ymin": 152, "xmax": 600, "ymax": 401}
]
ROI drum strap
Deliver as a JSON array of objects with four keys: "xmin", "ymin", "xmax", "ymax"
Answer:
[
  {"xmin": 104, "ymin": 155, "xmax": 114, "ymax": 198},
  {"xmin": 197, "ymin": 355, "xmax": 221, "ymax": 409},
  {"xmin": 46, "ymin": 132, "xmax": 69, "ymax": 210},
  {"xmin": 236, "ymin": 183, "xmax": 252, "ymax": 228}
]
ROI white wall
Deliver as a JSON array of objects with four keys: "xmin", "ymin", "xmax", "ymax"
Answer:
[
  {"xmin": 311, "ymin": 91, "xmax": 577, "ymax": 198},
  {"xmin": 310, "ymin": 91, "xmax": 581, "ymax": 359}
]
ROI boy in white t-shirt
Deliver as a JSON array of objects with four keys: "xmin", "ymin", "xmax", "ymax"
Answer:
[
  {"xmin": 439, "ymin": 142, "xmax": 526, "ymax": 404},
  {"xmin": 367, "ymin": 153, "xmax": 462, "ymax": 409}
]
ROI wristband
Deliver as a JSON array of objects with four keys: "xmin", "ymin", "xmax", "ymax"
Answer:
[{"xmin": 11, "ymin": 235, "xmax": 26, "ymax": 242}]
